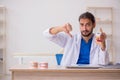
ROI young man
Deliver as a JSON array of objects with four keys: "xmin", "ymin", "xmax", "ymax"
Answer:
[{"xmin": 43, "ymin": 12, "xmax": 109, "ymax": 66}]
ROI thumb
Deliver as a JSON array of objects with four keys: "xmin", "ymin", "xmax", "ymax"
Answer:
[
  {"xmin": 100, "ymin": 28, "xmax": 103, "ymax": 33},
  {"xmin": 63, "ymin": 24, "xmax": 72, "ymax": 37}
]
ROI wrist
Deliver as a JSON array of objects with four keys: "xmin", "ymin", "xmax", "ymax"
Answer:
[
  {"xmin": 49, "ymin": 26, "xmax": 63, "ymax": 35},
  {"xmin": 101, "ymin": 41, "xmax": 106, "ymax": 51}
]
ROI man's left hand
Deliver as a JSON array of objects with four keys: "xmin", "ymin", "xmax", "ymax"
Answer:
[{"xmin": 96, "ymin": 28, "xmax": 106, "ymax": 51}]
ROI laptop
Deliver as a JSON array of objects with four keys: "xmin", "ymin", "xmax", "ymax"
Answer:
[{"xmin": 66, "ymin": 64, "xmax": 102, "ymax": 69}]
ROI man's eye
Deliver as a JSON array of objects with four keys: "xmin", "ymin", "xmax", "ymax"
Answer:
[
  {"xmin": 86, "ymin": 24, "xmax": 91, "ymax": 26},
  {"xmin": 80, "ymin": 24, "xmax": 84, "ymax": 26}
]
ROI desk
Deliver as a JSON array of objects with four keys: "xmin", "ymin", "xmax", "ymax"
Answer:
[{"xmin": 10, "ymin": 65, "xmax": 120, "ymax": 80}]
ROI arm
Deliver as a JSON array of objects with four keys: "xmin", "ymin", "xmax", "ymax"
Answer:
[
  {"xmin": 98, "ymin": 47, "xmax": 109, "ymax": 65},
  {"xmin": 43, "ymin": 23, "xmax": 73, "ymax": 48},
  {"xmin": 49, "ymin": 23, "xmax": 72, "ymax": 37},
  {"xmin": 96, "ymin": 28, "xmax": 109, "ymax": 65}
]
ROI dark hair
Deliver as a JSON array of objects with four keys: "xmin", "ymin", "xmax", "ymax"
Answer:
[{"xmin": 78, "ymin": 12, "xmax": 95, "ymax": 24}]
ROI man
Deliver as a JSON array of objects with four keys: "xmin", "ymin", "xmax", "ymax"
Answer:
[{"xmin": 43, "ymin": 12, "xmax": 109, "ymax": 66}]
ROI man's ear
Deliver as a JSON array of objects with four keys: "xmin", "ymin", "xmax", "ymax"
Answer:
[{"xmin": 93, "ymin": 23, "xmax": 96, "ymax": 28}]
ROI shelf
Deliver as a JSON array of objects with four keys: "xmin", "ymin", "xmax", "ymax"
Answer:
[
  {"xmin": 87, "ymin": 6, "xmax": 114, "ymax": 63},
  {"xmin": 107, "ymin": 34, "xmax": 112, "ymax": 37},
  {"xmin": 0, "ymin": 60, "xmax": 3, "ymax": 63},
  {"xmin": 0, "ymin": 73, "xmax": 3, "ymax": 77},
  {"xmin": 87, "ymin": 7, "xmax": 112, "ymax": 10},
  {"xmin": 0, "ymin": 33, "xmax": 5, "ymax": 38},
  {"xmin": 0, "ymin": 5, "xmax": 5, "ymax": 8},
  {"xmin": 0, "ymin": 20, "xmax": 5, "ymax": 24},
  {"xmin": 14, "ymin": 53, "xmax": 55, "ymax": 56},
  {"xmin": 96, "ymin": 20, "xmax": 112, "ymax": 24},
  {"xmin": 0, "ymin": 47, "xmax": 3, "ymax": 48},
  {"xmin": 0, "ymin": 5, "xmax": 6, "ymax": 76}
]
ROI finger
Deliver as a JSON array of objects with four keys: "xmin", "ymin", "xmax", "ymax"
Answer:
[
  {"xmin": 66, "ymin": 23, "xmax": 72, "ymax": 31},
  {"xmin": 66, "ymin": 23, "xmax": 69, "ymax": 26},
  {"xmin": 101, "ymin": 33, "xmax": 106, "ymax": 39},
  {"xmin": 63, "ymin": 26, "xmax": 69, "ymax": 33},
  {"xmin": 63, "ymin": 23, "xmax": 72, "ymax": 37},
  {"xmin": 100, "ymin": 28, "xmax": 103, "ymax": 33}
]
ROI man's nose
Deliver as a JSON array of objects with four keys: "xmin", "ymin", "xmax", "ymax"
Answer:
[{"xmin": 83, "ymin": 25, "xmax": 87, "ymax": 30}]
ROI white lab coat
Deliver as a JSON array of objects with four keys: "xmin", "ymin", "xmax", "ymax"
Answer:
[{"xmin": 43, "ymin": 29, "xmax": 109, "ymax": 66}]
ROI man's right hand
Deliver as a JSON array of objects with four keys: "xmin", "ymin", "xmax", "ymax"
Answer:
[
  {"xmin": 49, "ymin": 23, "xmax": 73, "ymax": 37},
  {"xmin": 62, "ymin": 23, "xmax": 72, "ymax": 37}
]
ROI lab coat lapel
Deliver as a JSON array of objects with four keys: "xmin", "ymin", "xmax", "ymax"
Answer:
[{"xmin": 71, "ymin": 34, "xmax": 82, "ymax": 65}]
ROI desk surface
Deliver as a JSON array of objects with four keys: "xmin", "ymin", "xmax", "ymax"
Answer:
[
  {"xmin": 10, "ymin": 65, "xmax": 120, "ymax": 80},
  {"xmin": 10, "ymin": 64, "xmax": 120, "ymax": 73}
]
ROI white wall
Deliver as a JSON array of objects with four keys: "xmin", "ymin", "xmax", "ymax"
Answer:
[{"xmin": 0, "ymin": 0, "xmax": 120, "ymax": 74}]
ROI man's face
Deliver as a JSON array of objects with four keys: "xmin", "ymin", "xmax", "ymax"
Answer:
[{"xmin": 79, "ymin": 18, "xmax": 95, "ymax": 37}]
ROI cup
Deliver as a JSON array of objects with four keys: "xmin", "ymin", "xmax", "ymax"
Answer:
[{"xmin": 96, "ymin": 33, "xmax": 102, "ymax": 42}]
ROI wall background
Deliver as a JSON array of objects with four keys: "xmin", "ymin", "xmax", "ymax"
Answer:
[{"xmin": 0, "ymin": 0, "xmax": 120, "ymax": 74}]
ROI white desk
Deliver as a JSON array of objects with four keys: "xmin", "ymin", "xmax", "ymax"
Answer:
[{"xmin": 10, "ymin": 65, "xmax": 120, "ymax": 80}]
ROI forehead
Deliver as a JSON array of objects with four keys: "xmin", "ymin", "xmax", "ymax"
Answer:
[{"xmin": 79, "ymin": 18, "xmax": 92, "ymax": 23}]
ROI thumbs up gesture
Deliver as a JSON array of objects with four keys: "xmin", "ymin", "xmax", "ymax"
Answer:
[{"xmin": 96, "ymin": 28, "xmax": 107, "ymax": 51}]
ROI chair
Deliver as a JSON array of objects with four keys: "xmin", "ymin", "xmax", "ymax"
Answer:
[{"xmin": 55, "ymin": 53, "xmax": 63, "ymax": 65}]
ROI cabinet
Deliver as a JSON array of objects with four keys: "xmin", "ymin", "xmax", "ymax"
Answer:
[
  {"xmin": 0, "ymin": 5, "xmax": 6, "ymax": 76},
  {"xmin": 87, "ymin": 7, "xmax": 114, "ymax": 63}
]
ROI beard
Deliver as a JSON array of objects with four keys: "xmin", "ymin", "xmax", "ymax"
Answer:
[{"xmin": 81, "ymin": 29, "xmax": 93, "ymax": 37}]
